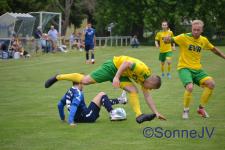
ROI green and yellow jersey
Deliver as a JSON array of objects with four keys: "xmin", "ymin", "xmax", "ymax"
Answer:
[
  {"xmin": 172, "ymin": 33, "xmax": 214, "ymax": 70},
  {"xmin": 113, "ymin": 56, "xmax": 151, "ymax": 86},
  {"xmin": 155, "ymin": 30, "xmax": 174, "ymax": 53}
]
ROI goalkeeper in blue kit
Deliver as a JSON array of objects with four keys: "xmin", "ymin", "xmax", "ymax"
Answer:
[{"xmin": 57, "ymin": 82, "xmax": 127, "ymax": 126}]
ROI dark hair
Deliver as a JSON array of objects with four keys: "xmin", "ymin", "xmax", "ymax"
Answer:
[
  {"xmin": 72, "ymin": 81, "xmax": 79, "ymax": 85},
  {"xmin": 162, "ymin": 20, "xmax": 168, "ymax": 24}
]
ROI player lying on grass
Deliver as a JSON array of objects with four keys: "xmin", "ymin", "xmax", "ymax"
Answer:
[
  {"xmin": 45, "ymin": 55, "xmax": 165, "ymax": 123},
  {"xmin": 164, "ymin": 20, "xmax": 225, "ymax": 119},
  {"xmin": 58, "ymin": 82, "xmax": 129, "ymax": 126}
]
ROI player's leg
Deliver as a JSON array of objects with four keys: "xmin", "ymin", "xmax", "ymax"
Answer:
[
  {"xmin": 85, "ymin": 45, "xmax": 90, "ymax": 64},
  {"xmin": 195, "ymin": 71, "xmax": 215, "ymax": 118},
  {"xmin": 92, "ymin": 92, "xmax": 113, "ymax": 112},
  {"xmin": 91, "ymin": 92, "xmax": 126, "ymax": 121},
  {"xmin": 45, "ymin": 73, "xmax": 96, "ymax": 88},
  {"xmin": 161, "ymin": 62, "xmax": 165, "ymax": 77},
  {"xmin": 90, "ymin": 45, "xmax": 95, "ymax": 64},
  {"xmin": 165, "ymin": 51, "xmax": 173, "ymax": 79},
  {"xmin": 200, "ymin": 78, "xmax": 215, "ymax": 107},
  {"xmin": 120, "ymin": 80, "xmax": 155, "ymax": 123},
  {"xmin": 120, "ymin": 80, "xmax": 142, "ymax": 117},
  {"xmin": 92, "ymin": 91, "xmax": 126, "ymax": 111},
  {"xmin": 79, "ymin": 101, "xmax": 100, "ymax": 123},
  {"xmin": 159, "ymin": 53, "xmax": 166, "ymax": 77},
  {"xmin": 45, "ymin": 59, "xmax": 116, "ymax": 88},
  {"xmin": 178, "ymin": 68, "xmax": 194, "ymax": 119}
]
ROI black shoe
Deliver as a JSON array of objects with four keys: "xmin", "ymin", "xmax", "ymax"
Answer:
[
  {"xmin": 45, "ymin": 75, "xmax": 58, "ymax": 88},
  {"xmin": 136, "ymin": 113, "xmax": 156, "ymax": 124}
]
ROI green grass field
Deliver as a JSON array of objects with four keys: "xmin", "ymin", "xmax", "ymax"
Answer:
[{"xmin": 0, "ymin": 46, "xmax": 225, "ymax": 150}]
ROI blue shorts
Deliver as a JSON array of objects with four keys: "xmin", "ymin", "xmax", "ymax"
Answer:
[
  {"xmin": 85, "ymin": 44, "xmax": 94, "ymax": 51},
  {"xmin": 75, "ymin": 102, "xmax": 100, "ymax": 123}
]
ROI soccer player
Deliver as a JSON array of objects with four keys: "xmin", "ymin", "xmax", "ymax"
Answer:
[
  {"xmin": 58, "ymin": 82, "xmax": 128, "ymax": 126},
  {"xmin": 164, "ymin": 20, "xmax": 225, "ymax": 119},
  {"xmin": 45, "ymin": 55, "xmax": 166, "ymax": 123},
  {"xmin": 82, "ymin": 22, "xmax": 96, "ymax": 64},
  {"xmin": 155, "ymin": 21, "xmax": 176, "ymax": 78}
]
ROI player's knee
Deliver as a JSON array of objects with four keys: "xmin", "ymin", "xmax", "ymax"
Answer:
[
  {"xmin": 81, "ymin": 76, "xmax": 94, "ymax": 85},
  {"xmin": 205, "ymin": 80, "xmax": 215, "ymax": 89},
  {"xmin": 91, "ymin": 98, "xmax": 101, "ymax": 107},
  {"xmin": 167, "ymin": 61, "xmax": 172, "ymax": 65},
  {"xmin": 98, "ymin": 92, "xmax": 106, "ymax": 97},
  {"xmin": 185, "ymin": 83, "xmax": 193, "ymax": 92}
]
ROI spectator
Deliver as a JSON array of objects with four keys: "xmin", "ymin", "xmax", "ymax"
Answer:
[
  {"xmin": 48, "ymin": 25, "xmax": 58, "ymax": 52},
  {"xmin": 0, "ymin": 43, "xmax": 8, "ymax": 59},
  {"xmin": 9, "ymin": 37, "xmax": 30, "ymax": 59},
  {"xmin": 69, "ymin": 32, "xmax": 76, "ymax": 49},
  {"xmin": 75, "ymin": 32, "xmax": 83, "ymax": 51},
  {"xmin": 41, "ymin": 33, "xmax": 51, "ymax": 53},
  {"xmin": 34, "ymin": 26, "xmax": 42, "ymax": 52},
  {"xmin": 131, "ymin": 35, "xmax": 140, "ymax": 48}
]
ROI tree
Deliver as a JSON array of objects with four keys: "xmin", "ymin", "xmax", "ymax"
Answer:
[
  {"xmin": 52, "ymin": 0, "xmax": 74, "ymax": 35},
  {"xmin": 0, "ymin": 0, "xmax": 10, "ymax": 15},
  {"xmin": 95, "ymin": 0, "xmax": 147, "ymax": 39}
]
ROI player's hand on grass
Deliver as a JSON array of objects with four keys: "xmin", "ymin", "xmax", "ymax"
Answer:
[
  {"xmin": 112, "ymin": 77, "xmax": 120, "ymax": 88},
  {"xmin": 156, "ymin": 113, "xmax": 166, "ymax": 121}
]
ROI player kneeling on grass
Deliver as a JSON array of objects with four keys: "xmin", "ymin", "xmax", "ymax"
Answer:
[{"xmin": 57, "ymin": 82, "xmax": 128, "ymax": 126}]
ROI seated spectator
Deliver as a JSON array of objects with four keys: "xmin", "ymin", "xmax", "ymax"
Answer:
[
  {"xmin": 58, "ymin": 42, "xmax": 68, "ymax": 53},
  {"xmin": 0, "ymin": 43, "xmax": 9, "ymax": 59},
  {"xmin": 131, "ymin": 35, "xmax": 140, "ymax": 48},
  {"xmin": 75, "ymin": 37, "xmax": 83, "ymax": 51},
  {"xmin": 69, "ymin": 32, "xmax": 76, "ymax": 49},
  {"xmin": 69, "ymin": 32, "xmax": 83, "ymax": 51},
  {"xmin": 1, "ymin": 43, "xmax": 7, "ymax": 52},
  {"xmin": 9, "ymin": 37, "xmax": 30, "ymax": 59}
]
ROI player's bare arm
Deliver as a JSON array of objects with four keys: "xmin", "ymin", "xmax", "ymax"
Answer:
[
  {"xmin": 113, "ymin": 61, "xmax": 133, "ymax": 88},
  {"xmin": 142, "ymin": 89, "xmax": 166, "ymax": 120},
  {"xmin": 211, "ymin": 47, "xmax": 225, "ymax": 59},
  {"xmin": 155, "ymin": 40, "xmax": 159, "ymax": 48}
]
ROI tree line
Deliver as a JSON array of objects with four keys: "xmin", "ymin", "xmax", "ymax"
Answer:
[{"xmin": 1, "ymin": 0, "xmax": 225, "ymax": 40}]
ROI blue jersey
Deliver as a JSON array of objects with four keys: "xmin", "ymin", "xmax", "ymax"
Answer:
[
  {"xmin": 84, "ymin": 27, "xmax": 95, "ymax": 45},
  {"xmin": 57, "ymin": 86, "xmax": 87, "ymax": 124}
]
